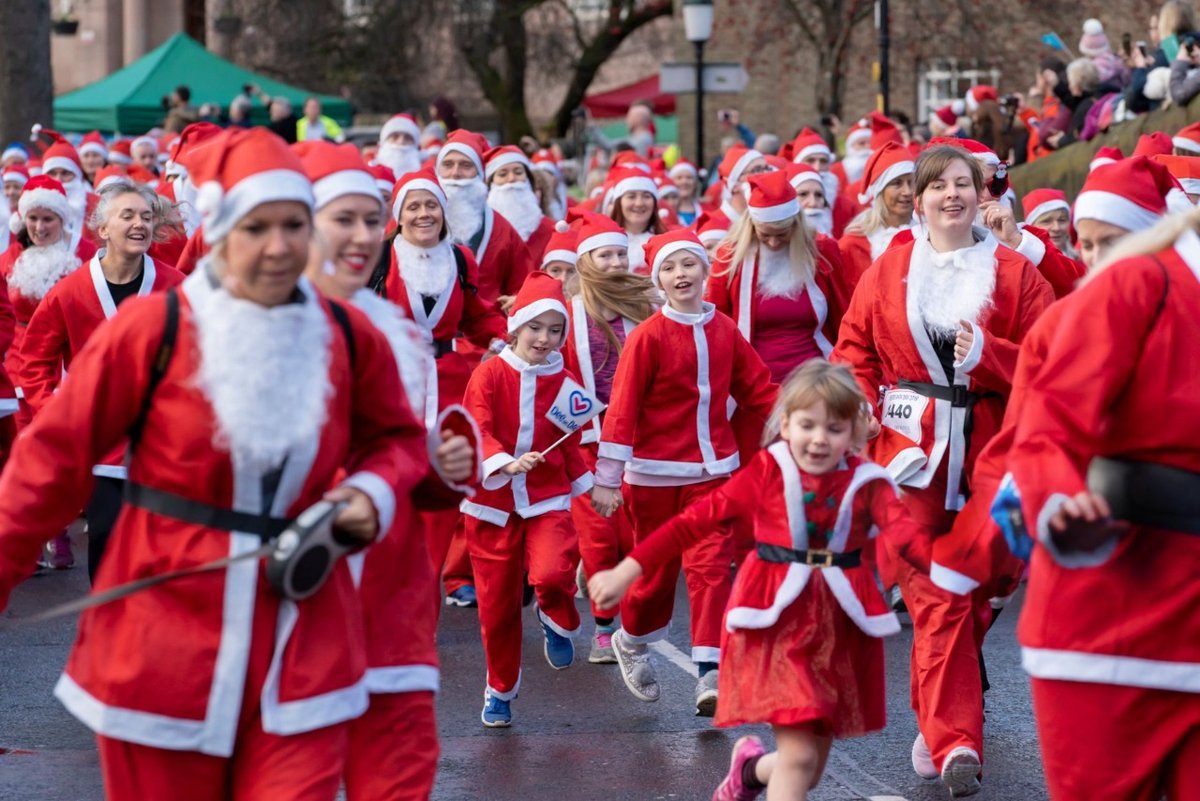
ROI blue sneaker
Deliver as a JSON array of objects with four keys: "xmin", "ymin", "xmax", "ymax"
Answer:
[
  {"xmin": 445, "ymin": 585, "xmax": 478, "ymax": 607},
  {"xmin": 539, "ymin": 610, "xmax": 574, "ymax": 670},
  {"xmin": 481, "ymin": 692, "xmax": 512, "ymax": 728}
]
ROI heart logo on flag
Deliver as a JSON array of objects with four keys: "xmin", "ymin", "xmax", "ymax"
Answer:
[{"xmin": 569, "ymin": 390, "xmax": 592, "ymax": 416}]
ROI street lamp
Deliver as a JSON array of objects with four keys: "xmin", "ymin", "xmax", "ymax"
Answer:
[{"xmin": 683, "ymin": 0, "xmax": 714, "ymax": 172}]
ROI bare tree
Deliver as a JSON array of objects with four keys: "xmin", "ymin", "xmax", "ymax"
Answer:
[
  {"xmin": 0, "ymin": 0, "xmax": 53, "ymax": 145},
  {"xmin": 777, "ymin": 0, "xmax": 875, "ymax": 118}
]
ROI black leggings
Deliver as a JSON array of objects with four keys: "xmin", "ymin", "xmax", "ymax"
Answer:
[{"xmin": 85, "ymin": 477, "xmax": 124, "ymax": 584}]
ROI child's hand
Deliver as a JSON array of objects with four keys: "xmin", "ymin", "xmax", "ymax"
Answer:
[
  {"xmin": 435, "ymin": 430, "xmax": 475, "ymax": 483},
  {"xmin": 587, "ymin": 558, "xmax": 643, "ymax": 609},
  {"xmin": 502, "ymin": 452, "xmax": 544, "ymax": 476},
  {"xmin": 591, "ymin": 485, "xmax": 623, "ymax": 517}
]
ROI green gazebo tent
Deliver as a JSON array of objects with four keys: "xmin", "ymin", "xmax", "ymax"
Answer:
[{"xmin": 53, "ymin": 33, "xmax": 351, "ymax": 134}]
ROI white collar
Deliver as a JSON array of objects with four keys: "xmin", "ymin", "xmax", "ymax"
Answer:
[
  {"xmin": 499, "ymin": 346, "xmax": 565, "ymax": 376},
  {"xmin": 661, "ymin": 301, "xmax": 716, "ymax": 326}
]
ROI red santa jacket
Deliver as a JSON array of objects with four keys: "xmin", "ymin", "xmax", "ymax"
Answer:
[
  {"xmin": 20, "ymin": 254, "xmax": 184, "ymax": 475},
  {"xmin": 837, "ymin": 224, "xmax": 912, "ymax": 290},
  {"xmin": 632, "ymin": 445, "xmax": 924, "ymax": 637},
  {"xmin": 1008, "ymin": 232, "xmax": 1200, "ymax": 693},
  {"xmin": 383, "ymin": 238, "xmax": 506, "ymax": 430},
  {"xmin": 174, "ymin": 227, "xmax": 210, "ymax": 275},
  {"xmin": 598, "ymin": 302, "xmax": 778, "ymax": 481},
  {"xmin": 460, "ymin": 348, "xmax": 593, "ymax": 526},
  {"xmin": 0, "ymin": 268, "xmax": 16, "ymax": 417},
  {"xmin": 832, "ymin": 232, "xmax": 1054, "ymax": 511},
  {"xmin": 707, "ymin": 236, "xmax": 849, "ymax": 357},
  {"xmin": 562, "ymin": 295, "xmax": 640, "ymax": 445},
  {"xmin": 471, "ymin": 207, "xmax": 534, "ymax": 303},
  {"xmin": 525, "ymin": 216, "xmax": 555, "ymax": 264},
  {"xmin": 0, "ymin": 271, "xmax": 427, "ymax": 755}
]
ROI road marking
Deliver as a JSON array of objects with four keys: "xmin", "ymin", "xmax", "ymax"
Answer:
[{"xmin": 650, "ymin": 640, "xmax": 698, "ymax": 677}]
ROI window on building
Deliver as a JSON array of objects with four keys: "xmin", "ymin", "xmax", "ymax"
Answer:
[{"xmin": 918, "ymin": 60, "xmax": 1001, "ymax": 123}]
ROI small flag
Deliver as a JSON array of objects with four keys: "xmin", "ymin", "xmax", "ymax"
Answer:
[
  {"xmin": 1041, "ymin": 32, "xmax": 1072, "ymax": 56},
  {"xmin": 545, "ymin": 377, "xmax": 605, "ymax": 436}
]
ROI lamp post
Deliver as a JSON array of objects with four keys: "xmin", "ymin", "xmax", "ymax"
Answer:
[{"xmin": 683, "ymin": 1, "xmax": 714, "ymax": 172}]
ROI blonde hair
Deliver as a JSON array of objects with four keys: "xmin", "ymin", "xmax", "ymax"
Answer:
[
  {"xmin": 846, "ymin": 194, "xmax": 892, "ymax": 237},
  {"xmin": 566, "ymin": 250, "xmax": 657, "ymax": 367},
  {"xmin": 1159, "ymin": 0, "xmax": 1196, "ymax": 41},
  {"xmin": 1088, "ymin": 204, "xmax": 1200, "ymax": 282},
  {"xmin": 715, "ymin": 212, "xmax": 822, "ymax": 285},
  {"xmin": 762, "ymin": 359, "xmax": 870, "ymax": 446}
]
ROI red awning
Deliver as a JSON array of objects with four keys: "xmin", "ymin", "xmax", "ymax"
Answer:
[{"xmin": 583, "ymin": 75, "xmax": 676, "ymax": 119}]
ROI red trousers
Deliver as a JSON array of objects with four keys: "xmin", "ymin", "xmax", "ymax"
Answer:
[
  {"xmin": 572, "ymin": 446, "xmax": 635, "ymax": 619},
  {"xmin": 620, "ymin": 480, "xmax": 732, "ymax": 663},
  {"xmin": 890, "ymin": 478, "xmax": 986, "ymax": 773},
  {"xmin": 1032, "ymin": 678, "xmax": 1200, "ymax": 801},
  {"xmin": 422, "ymin": 507, "xmax": 473, "ymax": 596},
  {"xmin": 344, "ymin": 691, "xmax": 439, "ymax": 801},
  {"xmin": 466, "ymin": 510, "xmax": 580, "ymax": 697}
]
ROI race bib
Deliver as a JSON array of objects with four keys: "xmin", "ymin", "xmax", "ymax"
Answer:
[{"xmin": 880, "ymin": 388, "xmax": 927, "ymax": 444}]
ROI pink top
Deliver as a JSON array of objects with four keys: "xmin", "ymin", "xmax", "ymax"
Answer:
[
  {"xmin": 751, "ymin": 290, "xmax": 822, "ymax": 382},
  {"xmin": 587, "ymin": 315, "xmax": 629, "ymax": 405}
]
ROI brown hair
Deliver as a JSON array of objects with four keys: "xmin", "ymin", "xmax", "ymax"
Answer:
[
  {"xmin": 611, "ymin": 194, "xmax": 667, "ymax": 235},
  {"xmin": 567, "ymin": 251, "xmax": 657, "ymax": 370},
  {"xmin": 762, "ymin": 359, "xmax": 870, "ymax": 445},
  {"xmin": 913, "ymin": 145, "xmax": 985, "ymax": 199}
]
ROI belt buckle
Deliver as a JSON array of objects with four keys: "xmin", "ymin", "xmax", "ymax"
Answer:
[{"xmin": 805, "ymin": 549, "xmax": 834, "ymax": 568}]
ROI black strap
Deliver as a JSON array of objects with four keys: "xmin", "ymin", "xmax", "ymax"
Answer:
[
  {"xmin": 451, "ymin": 244, "xmax": 475, "ymax": 294},
  {"xmin": 129, "ymin": 287, "xmax": 179, "ymax": 453},
  {"xmin": 123, "ymin": 482, "xmax": 293, "ymax": 541},
  {"xmin": 897, "ymin": 380, "xmax": 976, "ymax": 407},
  {"xmin": 755, "ymin": 543, "xmax": 862, "ymax": 568},
  {"xmin": 432, "ymin": 338, "xmax": 455, "ymax": 358},
  {"xmin": 1087, "ymin": 457, "xmax": 1200, "ymax": 535},
  {"xmin": 326, "ymin": 299, "xmax": 355, "ymax": 368}
]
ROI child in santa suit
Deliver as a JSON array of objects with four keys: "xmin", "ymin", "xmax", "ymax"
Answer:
[
  {"xmin": 591, "ymin": 229, "xmax": 777, "ymax": 716},
  {"xmin": 460, "ymin": 271, "xmax": 594, "ymax": 728},
  {"xmin": 560, "ymin": 212, "xmax": 657, "ymax": 663},
  {"xmin": 589, "ymin": 359, "xmax": 929, "ymax": 801}
]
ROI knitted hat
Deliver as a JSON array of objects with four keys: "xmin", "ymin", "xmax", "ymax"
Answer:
[
  {"xmin": 1073, "ymin": 156, "xmax": 1188, "ymax": 231},
  {"xmin": 507, "ymin": 271, "xmax": 568, "ymax": 334},
  {"xmin": 435, "ymin": 130, "xmax": 488, "ymax": 178},
  {"xmin": 391, "ymin": 167, "xmax": 447, "ymax": 223},
  {"xmin": 644, "ymin": 228, "xmax": 709, "ymax": 288},
  {"xmin": 1079, "ymin": 18, "xmax": 1111, "ymax": 57},
  {"xmin": 186, "ymin": 127, "xmax": 314, "ymax": 245},
  {"xmin": 483, "ymin": 145, "xmax": 533, "ymax": 182},
  {"xmin": 858, "ymin": 142, "xmax": 914, "ymax": 205},
  {"xmin": 380, "ymin": 114, "xmax": 422, "ymax": 145},
  {"xmin": 1022, "ymin": 188, "xmax": 1070, "ymax": 225},
  {"xmin": 11, "ymin": 175, "xmax": 72, "ymax": 235},
  {"xmin": 745, "ymin": 170, "xmax": 801, "ymax": 225},
  {"xmin": 293, "ymin": 140, "xmax": 381, "ymax": 210}
]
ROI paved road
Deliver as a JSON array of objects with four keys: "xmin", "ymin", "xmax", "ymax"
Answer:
[{"xmin": 0, "ymin": 530, "xmax": 1047, "ymax": 800}]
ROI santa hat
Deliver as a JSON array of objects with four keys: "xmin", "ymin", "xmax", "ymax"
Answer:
[
  {"xmin": 1021, "ymin": 188, "xmax": 1070, "ymax": 225},
  {"xmin": 41, "ymin": 141, "xmax": 83, "ymax": 180},
  {"xmin": 78, "ymin": 131, "xmax": 107, "ymax": 160},
  {"xmin": 1079, "ymin": 18, "xmax": 1111, "ymax": 57},
  {"xmin": 380, "ymin": 114, "xmax": 422, "ymax": 144},
  {"xmin": 929, "ymin": 136, "xmax": 1000, "ymax": 167},
  {"xmin": 745, "ymin": 170, "xmax": 800, "ymax": 225},
  {"xmin": 764, "ymin": 155, "xmax": 791, "ymax": 172},
  {"xmin": 1134, "ymin": 131, "xmax": 1173, "ymax": 158},
  {"xmin": 605, "ymin": 166, "xmax": 658, "ymax": 209},
  {"xmin": 27, "ymin": 157, "xmax": 42, "ymax": 177},
  {"xmin": 506, "ymin": 271, "xmax": 568, "ymax": 334},
  {"xmin": 964, "ymin": 85, "xmax": 999, "ymax": 113},
  {"xmin": 131, "ymin": 135, "xmax": 159, "ymax": 156},
  {"xmin": 93, "ymin": 165, "xmax": 132, "ymax": 192},
  {"xmin": 858, "ymin": 142, "xmax": 914, "ymax": 205},
  {"xmin": 693, "ymin": 209, "xmax": 730, "ymax": 245},
  {"xmin": 1089, "ymin": 145, "xmax": 1124, "ymax": 171},
  {"xmin": 127, "ymin": 164, "xmax": 159, "ymax": 187},
  {"xmin": 368, "ymin": 163, "xmax": 396, "ymax": 196},
  {"xmin": 483, "ymin": 145, "xmax": 533, "ymax": 182},
  {"xmin": 531, "ymin": 148, "xmax": 562, "ymax": 177},
  {"xmin": 644, "ymin": 229, "xmax": 709, "ymax": 288},
  {"xmin": 718, "ymin": 145, "xmax": 764, "ymax": 188},
  {"xmin": 2, "ymin": 142, "xmax": 28, "ymax": 164},
  {"xmin": 108, "ymin": 140, "xmax": 133, "ymax": 166},
  {"xmin": 611, "ymin": 151, "xmax": 652, "ymax": 173},
  {"xmin": 166, "ymin": 122, "xmax": 223, "ymax": 180},
  {"xmin": 12, "ymin": 175, "xmax": 72, "ymax": 235},
  {"xmin": 294, "ymin": 140, "xmax": 381, "ymax": 210},
  {"xmin": 790, "ymin": 128, "xmax": 833, "ymax": 164},
  {"xmin": 435, "ymin": 130, "xmax": 488, "ymax": 178},
  {"xmin": 541, "ymin": 221, "xmax": 578, "ymax": 268},
  {"xmin": 390, "ymin": 167, "xmax": 447, "ymax": 223},
  {"xmin": 848, "ymin": 111, "xmax": 904, "ymax": 151},
  {"xmin": 185, "ymin": 127, "xmax": 314, "ymax": 245},
  {"xmin": 653, "ymin": 173, "xmax": 679, "ymax": 197},
  {"xmin": 785, "ymin": 162, "xmax": 823, "ymax": 192},
  {"xmin": 1172, "ymin": 122, "xmax": 1200, "ymax": 155},
  {"xmin": 1073, "ymin": 156, "xmax": 1188, "ymax": 231},
  {"xmin": 1151, "ymin": 154, "xmax": 1200, "ymax": 197},
  {"xmin": 2, "ymin": 164, "xmax": 29, "ymax": 189},
  {"xmin": 845, "ymin": 117, "xmax": 873, "ymax": 149},
  {"xmin": 573, "ymin": 210, "xmax": 628, "ymax": 256},
  {"xmin": 668, "ymin": 159, "xmax": 699, "ymax": 180},
  {"xmin": 932, "ymin": 106, "xmax": 958, "ymax": 129}
]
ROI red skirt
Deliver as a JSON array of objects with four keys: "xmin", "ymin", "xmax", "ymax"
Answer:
[{"xmin": 714, "ymin": 573, "xmax": 886, "ymax": 737}]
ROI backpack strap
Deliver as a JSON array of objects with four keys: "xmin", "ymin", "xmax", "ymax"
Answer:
[
  {"xmin": 326, "ymin": 298, "xmax": 356, "ymax": 368},
  {"xmin": 129, "ymin": 286, "xmax": 179, "ymax": 453},
  {"xmin": 451, "ymin": 244, "xmax": 476, "ymax": 294}
]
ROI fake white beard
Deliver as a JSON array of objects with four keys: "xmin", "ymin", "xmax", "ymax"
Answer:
[
  {"xmin": 803, "ymin": 206, "xmax": 834, "ymax": 236},
  {"xmin": 819, "ymin": 170, "xmax": 840, "ymax": 203},
  {"xmin": 756, "ymin": 244, "xmax": 805, "ymax": 299},
  {"xmin": 191, "ymin": 283, "xmax": 333, "ymax": 473},
  {"xmin": 10, "ymin": 239, "xmax": 79, "ymax": 300},
  {"xmin": 488, "ymin": 181, "xmax": 544, "ymax": 241},
  {"xmin": 375, "ymin": 143, "xmax": 422, "ymax": 178},
  {"xmin": 351, "ymin": 287, "xmax": 431, "ymax": 420},
  {"xmin": 841, "ymin": 150, "xmax": 870, "ymax": 184},
  {"xmin": 174, "ymin": 177, "xmax": 202, "ymax": 236},
  {"xmin": 64, "ymin": 179, "xmax": 88, "ymax": 228},
  {"xmin": 441, "ymin": 178, "xmax": 487, "ymax": 244},
  {"xmin": 910, "ymin": 238, "xmax": 997, "ymax": 340},
  {"xmin": 395, "ymin": 236, "xmax": 456, "ymax": 297}
]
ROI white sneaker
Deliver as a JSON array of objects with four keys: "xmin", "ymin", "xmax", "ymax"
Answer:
[
  {"xmin": 610, "ymin": 629, "xmax": 660, "ymax": 702},
  {"xmin": 940, "ymin": 746, "xmax": 982, "ymax": 797},
  {"xmin": 694, "ymin": 670, "xmax": 718, "ymax": 717},
  {"xmin": 911, "ymin": 732, "xmax": 938, "ymax": 780}
]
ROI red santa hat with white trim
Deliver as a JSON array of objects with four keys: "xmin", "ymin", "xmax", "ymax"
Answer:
[
  {"xmin": 2, "ymin": 163, "xmax": 29, "ymax": 190},
  {"xmin": 785, "ymin": 162, "xmax": 824, "ymax": 193},
  {"xmin": 1151, "ymin": 154, "xmax": 1200, "ymax": 198},
  {"xmin": 542, "ymin": 220, "xmax": 579, "ymax": 268},
  {"xmin": 78, "ymin": 131, "xmax": 107, "ymax": 160},
  {"xmin": 644, "ymin": 228, "xmax": 710, "ymax": 288},
  {"xmin": 693, "ymin": 209, "xmax": 729, "ymax": 246},
  {"xmin": 10, "ymin": 175, "xmax": 72, "ymax": 235},
  {"xmin": 745, "ymin": 170, "xmax": 801, "ymax": 225},
  {"xmin": 390, "ymin": 167, "xmax": 448, "ymax": 223},
  {"xmin": 293, "ymin": 140, "xmax": 381, "ymax": 210},
  {"xmin": 611, "ymin": 151, "xmax": 652, "ymax": 173},
  {"xmin": 604, "ymin": 165, "xmax": 659, "ymax": 211},
  {"xmin": 572, "ymin": 209, "xmax": 628, "ymax": 256},
  {"xmin": 931, "ymin": 106, "xmax": 959, "ymax": 130},
  {"xmin": 653, "ymin": 173, "xmax": 679, "ymax": 198},
  {"xmin": 484, "ymin": 145, "xmax": 533, "ymax": 182},
  {"xmin": 1073, "ymin": 156, "xmax": 1191, "ymax": 232},
  {"xmin": 1133, "ymin": 131, "xmax": 1173, "ymax": 158},
  {"xmin": 93, "ymin": 165, "xmax": 132, "ymax": 192},
  {"xmin": 1022, "ymin": 188, "xmax": 1070, "ymax": 225},
  {"xmin": 380, "ymin": 114, "xmax": 422, "ymax": 144},
  {"xmin": 107, "ymin": 139, "xmax": 133, "ymax": 166},
  {"xmin": 964, "ymin": 85, "xmax": 998, "ymax": 113},
  {"xmin": 928, "ymin": 136, "xmax": 1000, "ymax": 167},
  {"xmin": 857, "ymin": 142, "xmax": 914, "ymax": 205},
  {"xmin": 668, "ymin": 158, "xmax": 699, "ymax": 181},
  {"xmin": 531, "ymin": 148, "xmax": 561, "ymax": 177},
  {"xmin": 1089, "ymin": 145, "xmax": 1124, "ymax": 172},
  {"xmin": 789, "ymin": 128, "xmax": 833, "ymax": 164},
  {"xmin": 165, "ymin": 122, "xmax": 223, "ymax": 181},
  {"xmin": 844, "ymin": 117, "xmax": 873, "ymax": 150},
  {"xmin": 1171, "ymin": 122, "xmax": 1200, "ymax": 155},
  {"xmin": 435, "ymin": 130, "xmax": 488, "ymax": 179},
  {"xmin": 131, "ymin": 134, "xmax": 159, "ymax": 157},
  {"xmin": 717, "ymin": 145, "xmax": 764, "ymax": 189},
  {"xmin": 41, "ymin": 140, "xmax": 84, "ymax": 181},
  {"xmin": 507, "ymin": 270, "xmax": 568, "ymax": 334},
  {"xmin": 368, "ymin": 163, "xmax": 396, "ymax": 196},
  {"xmin": 185, "ymin": 126, "xmax": 315, "ymax": 246}
]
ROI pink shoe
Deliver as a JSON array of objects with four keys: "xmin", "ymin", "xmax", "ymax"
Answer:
[
  {"xmin": 712, "ymin": 735, "xmax": 766, "ymax": 801},
  {"xmin": 38, "ymin": 532, "xmax": 74, "ymax": 571}
]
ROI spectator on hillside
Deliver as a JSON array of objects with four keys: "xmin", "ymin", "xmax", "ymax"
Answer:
[
  {"xmin": 162, "ymin": 85, "xmax": 198, "ymax": 133},
  {"xmin": 1170, "ymin": 37, "xmax": 1200, "ymax": 104},
  {"xmin": 296, "ymin": 97, "xmax": 345, "ymax": 143},
  {"xmin": 1078, "ymin": 18, "xmax": 1131, "ymax": 89},
  {"xmin": 588, "ymin": 101, "xmax": 656, "ymax": 158},
  {"xmin": 1045, "ymin": 59, "xmax": 1121, "ymax": 148},
  {"xmin": 1127, "ymin": 0, "xmax": 1197, "ymax": 112}
]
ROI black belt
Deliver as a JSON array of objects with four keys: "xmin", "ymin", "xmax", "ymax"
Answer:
[
  {"xmin": 897, "ymin": 380, "xmax": 978, "ymax": 408},
  {"xmin": 433, "ymin": 338, "xmax": 455, "ymax": 358},
  {"xmin": 756, "ymin": 543, "xmax": 862, "ymax": 568},
  {"xmin": 124, "ymin": 482, "xmax": 293, "ymax": 542},
  {"xmin": 1087, "ymin": 457, "xmax": 1200, "ymax": 535}
]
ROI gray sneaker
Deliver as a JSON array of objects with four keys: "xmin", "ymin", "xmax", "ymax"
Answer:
[
  {"xmin": 694, "ymin": 669, "xmax": 718, "ymax": 717},
  {"xmin": 611, "ymin": 629, "xmax": 660, "ymax": 702},
  {"xmin": 588, "ymin": 627, "xmax": 617, "ymax": 664},
  {"xmin": 940, "ymin": 746, "xmax": 982, "ymax": 798}
]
